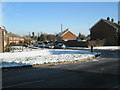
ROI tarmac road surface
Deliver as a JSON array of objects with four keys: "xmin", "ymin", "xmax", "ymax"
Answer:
[{"xmin": 2, "ymin": 50, "xmax": 120, "ymax": 88}]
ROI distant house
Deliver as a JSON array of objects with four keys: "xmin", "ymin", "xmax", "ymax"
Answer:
[
  {"xmin": 31, "ymin": 39, "xmax": 37, "ymax": 43},
  {"xmin": 90, "ymin": 18, "xmax": 120, "ymax": 46},
  {"xmin": 23, "ymin": 36, "xmax": 33, "ymax": 45},
  {"xmin": 56, "ymin": 29, "xmax": 77, "ymax": 42},
  {"xmin": 7, "ymin": 32, "xmax": 25, "ymax": 45}
]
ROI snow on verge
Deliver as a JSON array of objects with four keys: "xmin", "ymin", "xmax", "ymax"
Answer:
[
  {"xmin": 0, "ymin": 49, "xmax": 100, "ymax": 68},
  {"xmin": 67, "ymin": 46, "xmax": 120, "ymax": 50}
]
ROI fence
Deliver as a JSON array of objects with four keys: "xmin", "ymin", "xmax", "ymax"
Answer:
[
  {"xmin": 88, "ymin": 40, "xmax": 105, "ymax": 47},
  {"xmin": 5, "ymin": 46, "xmax": 32, "ymax": 52},
  {"xmin": 63, "ymin": 40, "xmax": 105, "ymax": 47},
  {"xmin": 63, "ymin": 40, "xmax": 88, "ymax": 47}
]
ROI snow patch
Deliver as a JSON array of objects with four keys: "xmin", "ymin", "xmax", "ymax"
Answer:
[
  {"xmin": 0, "ymin": 49, "xmax": 99, "ymax": 68},
  {"xmin": 67, "ymin": 46, "xmax": 120, "ymax": 50}
]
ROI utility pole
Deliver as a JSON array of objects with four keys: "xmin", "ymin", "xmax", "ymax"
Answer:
[
  {"xmin": 61, "ymin": 24, "xmax": 63, "ymax": 32},
  {"xmin": 28, "ymin": 32, "xmax": 31, "ymax": 45}
]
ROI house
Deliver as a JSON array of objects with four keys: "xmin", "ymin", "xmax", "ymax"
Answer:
[
  {"xmin": 23, "ymin": 36, "xmax": 33, "ymax": 45},
  {"xmin": 56, "ymin": 29, "xmax": 77, "ymax": 42},
  {"xmin": 0, "ymin": 26, "xmax": 8, "ymax": 53},
  {"xmin": 90, "ymin": 18, "xmax": 120, "ymax": 46},
  {"xmin": 0, "ymin": 26, "xmax": 4, "ymax": 52},
  {"xmin": 7, "ymin": 32, "xmax": 25, "ymax": 45}
]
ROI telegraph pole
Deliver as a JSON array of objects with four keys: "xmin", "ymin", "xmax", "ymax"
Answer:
[
  {"xmin": 61, "ymin": 24, "xmax": 63, "ymax": 32},
  {"xmin": 28, "ymin": 32, "xmax": 31, "ymax": 45}
]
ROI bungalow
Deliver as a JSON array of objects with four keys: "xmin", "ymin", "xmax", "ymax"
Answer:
[
  {"xmin": 90, "ymin": 18, "xmax": 120, "ymax": 46},
  {"xmin": 56, "ymin": 29, "xmax": 77, "ymax": 42}
]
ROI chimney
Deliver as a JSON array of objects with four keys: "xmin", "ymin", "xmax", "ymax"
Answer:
[
  {"xmin": 107, "ymin": 17, "xmax": 110, "ymax": 21},
  {"xmin": 111, "ymin": 18, "xmax": 114, "ymax": 22}
]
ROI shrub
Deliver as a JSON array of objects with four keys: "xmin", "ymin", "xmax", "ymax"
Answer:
[{"xmin": 4, "ymin": 45, "xmax": 11, "ymax": 52}]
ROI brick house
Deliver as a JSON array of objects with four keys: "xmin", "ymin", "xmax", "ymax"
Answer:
[
  {"xmin": 7, "ymin": 32, "xmax": 25, "ymax": 45},
  {"xmin": 0, "ymin": 27, "xmax": 4, "ymax": 52},
  {"xmin": 90, "ymin": 18, "xmax": 120, "ymax": 46},
  {"xmin": 0, "ymin": 26, "xmax": 8, "ymax": 53},
  {"xmin": 56, "ymin": 29, "xmax": 77, "ymax": 42}
]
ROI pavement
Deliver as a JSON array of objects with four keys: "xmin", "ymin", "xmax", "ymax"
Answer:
[{"xmin": 2, "ymin": 50, "xmax": 120, "ymax": 88}]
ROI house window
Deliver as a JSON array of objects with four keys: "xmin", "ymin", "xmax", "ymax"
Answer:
[{"xmin": 9, "ymin": 37, "xmax": 12, "ymax": 40}]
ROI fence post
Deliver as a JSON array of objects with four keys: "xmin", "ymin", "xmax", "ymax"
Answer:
[{"xmin": 91, "ymin": 45, "xmax": 94, "ymax": 52}]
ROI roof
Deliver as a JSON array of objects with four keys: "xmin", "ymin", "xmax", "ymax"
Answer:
[
  {"xmin": 90, "ymin": 18, "xmax": 120, "ymax": 30},
  {"xmin": 0, "ymin": 26, "xmax": 5, "ymax": 30},
  {"xmin": 102, "ymin": 19, "xmax": 120, "ymax": 28},
  {"xmin": 56, "ymin": 29, "xmax": 69, "ymax": 37},
  {"xmin": 7, "ymin": 32, "xmax": 21, "ymax": 38}
]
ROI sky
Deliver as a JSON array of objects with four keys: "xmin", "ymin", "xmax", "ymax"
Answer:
[{"xmin": 1, "ymin": 2, "xmax": 118, "ymax": 36}]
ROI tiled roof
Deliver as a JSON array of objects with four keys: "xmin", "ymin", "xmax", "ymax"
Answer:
[
  {"xmin": 102, "ymin": 19, "xmax": 120, "ymax": 28},
  {"xmin": 56, "ymin": 29, "xmax": 69, "ymax": 37},
  {"xmin": 90, "ymin": 18, "xmax": 120, "ymax": 30},
  {"xmin": 7, "ymin": 33, "xmax": 21, "ymax": 37}
]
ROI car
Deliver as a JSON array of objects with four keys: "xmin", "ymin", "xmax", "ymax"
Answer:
[
  {"xmin": 54, "ymin": 43, "xmax": 66, "ymax": 49},
  {"xmin": 48, "ymin": 43, "xmax": 55, "ymax": 49},
  {"xmin": 44, "ymin": 43, "xmax": 55, "ymax": 49},
  {"xmin": 37, "ymin": 42, "xmax": 45, "ymax": 48},
  {"xmin": 28, "ymin": 45, "xmax": 38, "ymax": 49}
]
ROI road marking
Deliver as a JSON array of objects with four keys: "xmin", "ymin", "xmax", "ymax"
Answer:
[{"xmin": 3, "ymin": 80, "xmax": 44, "ymax": 88}]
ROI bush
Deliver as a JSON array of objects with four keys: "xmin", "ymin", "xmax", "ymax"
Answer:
[
  {"xmin": 4, "ymin": 45, "xmax": 11, "ymax": 52},
  {"xmin": 10, "ymin": 42, "xmax": 17, "ymax": 46}
]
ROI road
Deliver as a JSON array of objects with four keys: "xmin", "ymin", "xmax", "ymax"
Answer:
[{"xmin": 2, "ymin": 50, "xmax": 120, "ymax": 88}]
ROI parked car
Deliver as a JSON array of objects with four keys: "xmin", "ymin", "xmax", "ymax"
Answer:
[
  {"xmin": 32, "ymin": 43, "xmax": 38, "ymax": 47},
  {"xmin": 48, "ymin": 43, "xmax": 55, "ymax": 49},
  {"xmin": 28, "ymin": 45, "xmax": 38, "ymax": 49},
  {"xmin": 37, "ymin": 42, "xmax": 45, "ymax": 48},
  {"xmin": 54, "ymin": 43, "xmax": 66, "ymax": 49},
  {"xmin": 44, "ymin": 43, "xmax": 54, "ymax": 49}
]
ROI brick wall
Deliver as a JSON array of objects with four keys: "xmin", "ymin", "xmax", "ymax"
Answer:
[
  {"xmin": 90, "ymin": 20, "xmax": 118, "ymax": 46},
  {"xmin": 0, "ymin": 28, "xmax": 4, "ymax": 53},
  {"xmin": 63, "ymin": 40, "xmax": 88, "ymax": 47}
]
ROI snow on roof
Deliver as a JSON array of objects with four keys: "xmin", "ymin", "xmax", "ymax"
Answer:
[{"xmin": 0, "ymin": 26, "xmax": 5, "ymax": 30}]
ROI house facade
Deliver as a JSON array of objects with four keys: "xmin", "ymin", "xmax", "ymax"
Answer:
[
  {"xmin": 0, "ymin": 27, "xmax": 4, "ymax": 53},
  {"xmin": 0, "ymin": 26, "xmax": 8, "ymax": 53},
  {"xmin": 8, "ymin": 37, "xmax": 25, "ymax": 44},
  {"xmin": 56, "ymin": 29, "xmax": 77, "ymax": 42},
  {"xmin": 90, "ymin": 18, "xmax": 120, "ymax": 46},
  {"xmin": 7, "ymin": 33, "xmax": 25, "ymax": 45}
]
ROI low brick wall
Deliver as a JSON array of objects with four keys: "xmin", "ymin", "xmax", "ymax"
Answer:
[
  {"xmin": 63, "ymin": 40, "xmax": 104, "ymax": 47},
  {"xmin": 63, "ymin": 40, "xmax": 88, "ymax": 47},
  {"xmin": 88, "ymin": 40, "xmax": 104, "ymax": 47}
]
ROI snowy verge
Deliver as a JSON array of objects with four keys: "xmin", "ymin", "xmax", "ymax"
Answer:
[
  {"xmin": 67, "ymin": 46, "xmax": 120, "ymax": 50},
  {"xmin": 0, "ymin": 49, "xmax": 100, "ymax": 68}
]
